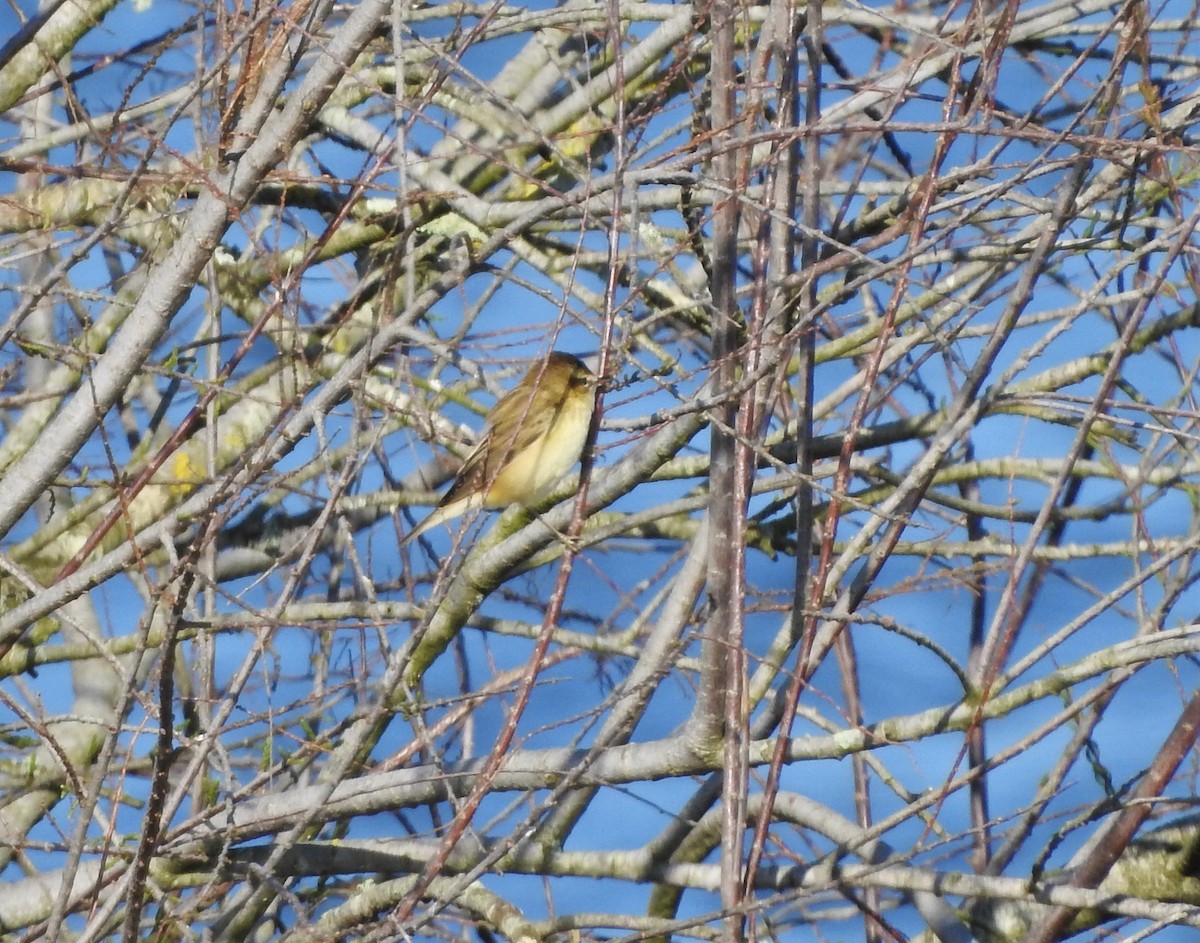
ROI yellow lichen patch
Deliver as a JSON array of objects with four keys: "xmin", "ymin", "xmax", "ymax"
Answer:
[{"xmin": 166, "ymin": 449, "xmax": 206, "ymax": 498}]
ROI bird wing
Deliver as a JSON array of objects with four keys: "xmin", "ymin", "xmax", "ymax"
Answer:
[{"xmin": 436, "ymin": 376, "xmax": 561, "ymax": 510}]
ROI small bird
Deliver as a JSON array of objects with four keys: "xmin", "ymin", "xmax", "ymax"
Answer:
[{"xmin": 402, "ymin": 352, "xmax": 597, "ymax": 545}]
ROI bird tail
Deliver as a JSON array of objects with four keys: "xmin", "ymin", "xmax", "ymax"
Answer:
[{"xmin": 400, "ymin": 493, "xmax": 484, "ymax": 546}]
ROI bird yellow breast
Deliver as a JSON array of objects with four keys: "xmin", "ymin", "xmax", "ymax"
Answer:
[{"xmin": 486, "ymin": 390, "xmax": 593, "ymax": 508}]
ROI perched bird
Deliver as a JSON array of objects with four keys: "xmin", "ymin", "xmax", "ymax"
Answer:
[{"xmin": 402, "ymin": 352, "xmax": 597, "ymax": 545}]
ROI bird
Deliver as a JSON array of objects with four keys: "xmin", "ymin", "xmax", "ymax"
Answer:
[{"xmin": 401, "ymin": 352, "xmax": 597, "ymax": 545}]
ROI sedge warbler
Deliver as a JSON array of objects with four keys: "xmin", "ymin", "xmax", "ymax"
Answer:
[{"xmin": 402, "ymin": 352, "xmax": 597, "ymax": 544}]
